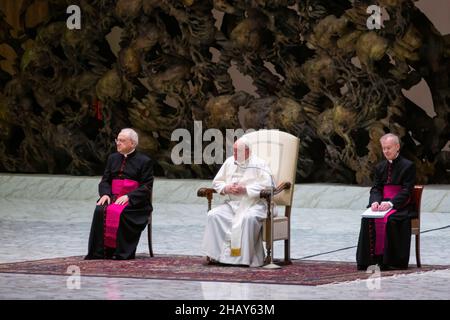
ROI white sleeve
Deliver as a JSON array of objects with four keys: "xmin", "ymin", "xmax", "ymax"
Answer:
[{"xmin": 212, "ymin": 160, "xmax": 229, "ymax": 195}]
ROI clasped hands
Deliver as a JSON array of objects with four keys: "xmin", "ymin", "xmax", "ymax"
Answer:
[
  {"xmin": 224, "ymin": 183, "xmax": 247, "ymax": 195},
  {"xmin": 371, "ymin": 201, "xmax": 392, "ymax": 211},
  {"xmin": 96, "ymin": 195, "xmax": 129, "ymax": 206}
]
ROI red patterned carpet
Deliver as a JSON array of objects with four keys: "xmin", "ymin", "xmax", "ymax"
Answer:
[{"xmin": 0, "ymin": 255, "xmax": 447, "ymax": 286}]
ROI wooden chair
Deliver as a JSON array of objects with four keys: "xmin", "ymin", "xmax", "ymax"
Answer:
[
  {"xmin": 147, "ymin": 191, "xmax": 154, "ymax": 257},
  {"xmin": 147, "ymin": 213, "xmax": 154, "ymax": 257},
  {"xmin": 198, "ymin": 130, "xmax": 300, "ymax": 265},
  {"xmin": 411, "ymin": 185, "xmax": 424, "ymax": 267}
]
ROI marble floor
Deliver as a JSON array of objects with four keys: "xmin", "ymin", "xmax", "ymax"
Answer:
[{"xmin": 0, "ymin": 175, "xmax": 449, "ymax": 300}]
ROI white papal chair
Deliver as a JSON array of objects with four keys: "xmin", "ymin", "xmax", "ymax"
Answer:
[{"xmin": 198, "ymin": 129, "xmax": 300, "ymax": 265}]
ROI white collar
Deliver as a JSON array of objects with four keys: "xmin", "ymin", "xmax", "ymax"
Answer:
[
  {"xmin": 234, "ymin": 156, "xmax": 251, "ymax": 167},
  {"xmin": 388, "ymin": 153, "xmax": 400, "ymax": 163},
  {"xmin": 123, "ymin": 149, "xmax": 136, "ymax": 158},
  {"xmin": 388, "ymin": 152, "xmax": 401, "ymax": 163}
]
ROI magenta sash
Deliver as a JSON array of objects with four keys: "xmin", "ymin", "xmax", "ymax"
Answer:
[
  {"xmin": 104, "ymin": 179, "xmax": 139, "ymax": 248},
  {"xmin": 374, "ymin": 185, "xmax": 402, "ymax": 255}
]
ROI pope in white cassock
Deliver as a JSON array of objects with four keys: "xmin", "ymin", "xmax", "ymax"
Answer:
[{"xmin": 202, "ymin": 137, "xmax": 275, "ymax": 267}]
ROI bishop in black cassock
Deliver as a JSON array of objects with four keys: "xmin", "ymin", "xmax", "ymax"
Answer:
[
  {"xmin": 356, "ymin": 134, "xmax": 416, "ymax": 270},
  {"xmin": 85, "ymin": 129, "xmax": 153, "ymax": 260}
]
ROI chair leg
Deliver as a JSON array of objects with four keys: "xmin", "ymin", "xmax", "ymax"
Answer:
[
  {"xmin": 415, "ymin": 234, "xmax": 421, "ymax": 268},
  {"xmin": 148, "ymin": 215, "xmax": 154, "ymax": 257},
  {"xmin": 265, "ymin": 242, "xmax": 272, "ymax": 264},
  {"xmin": 284, "ymin": 239, "xmax": 291, "ymax": 265},
  {"xmin": 264, "ymin": 218, "xmax": 272, "ymax": 264}
]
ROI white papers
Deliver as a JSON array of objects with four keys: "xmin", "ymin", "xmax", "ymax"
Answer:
[{"xmin": 361, "ymin": 207, "xmax": 391, "ymax": 218}]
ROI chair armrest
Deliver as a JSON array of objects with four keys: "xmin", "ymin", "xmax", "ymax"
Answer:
[
  {"xmin": 260, "ymin": 182, "xmax": 291, "ymax": 200},
  {"xmin": 197, "ymin": 188, "xmax": 217, "ymax": 198},
  {"xmin": 198, "ymin": 188, "xmax": 217, "ymax": 211}
]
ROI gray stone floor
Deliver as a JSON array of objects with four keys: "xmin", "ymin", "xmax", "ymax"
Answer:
[{"xmin": 0, "ymin": 177, "xmax": 449, "ymax": 300}]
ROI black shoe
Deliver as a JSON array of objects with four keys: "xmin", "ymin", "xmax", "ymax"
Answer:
[
  {"xmin": 206, "ymin": 256, "xmax": 220, "ymax": 265},
  {"xmin": 383, "ymin": 264, "xmax": 408, "ymax": 271},
  {"xmin": 379, "ymin": 264, "xmax": 388, "ymax": 271},
  {"xmin": 357, "ymin": 265, "xmax": 368, "ymax": 271},
  {"xmin": 379, "ymin": 264, "xmax": 401, "ymax": 271},
  {"xmin": 84, "ymin": 254, "xmax": 104, "ymax": 260}
]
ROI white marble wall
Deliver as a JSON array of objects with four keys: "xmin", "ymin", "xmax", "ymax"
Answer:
[
  {"xmin": 0, "ymin": 174, "xmax": 449, "ymax": 213},
  {"xmin": 0, "ymin": 174, "xmax": 99, "ymax": 201}
]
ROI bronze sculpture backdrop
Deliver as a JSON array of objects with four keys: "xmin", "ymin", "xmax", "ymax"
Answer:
[{"xmin": 0, "ymin": 0, "xmax": 449, "ymax": 184}]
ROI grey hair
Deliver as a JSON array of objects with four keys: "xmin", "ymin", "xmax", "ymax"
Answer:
[
  {"xmin": 120, "ymin": 128, "xmax": 139, "ymax": 146},
  {"xmin": 380, "ymin": 133, "xmax": 400, "ymax": 145}
]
